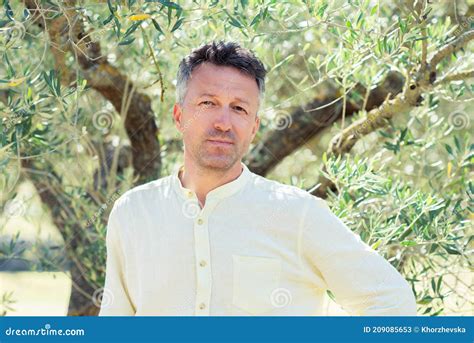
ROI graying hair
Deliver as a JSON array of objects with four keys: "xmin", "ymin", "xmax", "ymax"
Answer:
[{"xmin": 176, "ymin": 41, "xmax": 266, "ymax": 109}]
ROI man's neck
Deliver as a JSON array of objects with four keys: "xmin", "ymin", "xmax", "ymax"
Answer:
[{"xmin": 179, "ymin": 160, "xmax": 243, "ymax": 208}]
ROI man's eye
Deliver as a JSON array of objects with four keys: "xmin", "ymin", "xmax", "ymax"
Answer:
[
  {"xmin": 200, "ymin": 101, "xmax": 214, "ymax": 106},
  {"xmin": 234, "ymin": 106, "xmax": 247, "ymax": 114}
]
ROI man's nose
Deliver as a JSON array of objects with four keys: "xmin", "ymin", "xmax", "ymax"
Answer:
[{"xmin": 214, "ymin": 106, "xmax": 232, "ymax": 132}]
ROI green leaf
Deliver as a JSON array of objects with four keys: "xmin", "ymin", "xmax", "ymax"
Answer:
[
  {"xmin": 124, "ymin": 22, "xmax": 141, "ymax": 37},
  {"xmin": 436, "ymin": 276, "xmax": 443, "ymax": 293},
  {"xmin": 370, "ymin": 5, "xmax": 378, "ymax": 16},
  {"xmin": 157, "ymin": 0, "xmax": 181, "ymax": 10},
  {"xmin": 400, "ymin": 127, "xmax": 408, "ymax": 141},
  {"xmin": 4, "ymin": 0, "xmax": 14, "ymax": 21},
  {"xmin": 107, "ymin": 0, "xmax": 117, "ymax": 14},
  {"xmin": 152, "ymin": 19, "xmax": 164, "ymax": 34},
  {"xmin": 400, "ymin": 240, "xmax": 417, "ymax": 247},
  {"xmin": 428, "ymin": 243, "xmax": 438, "ymax": 253},
  {"xmin": 54, "ymin": 71, "xmax": 61, "ymax": 97},
  {"xmin": 102, "ymin": 14, "xmax": 114, "ymax": 25},
  {"xmin": 326, "ymin": 289, "xmax": 335, "ymax": 301},
  {"xmin": 370, "ymin": 240, "xmax": 381, "ymax": 250},
  {"xmin": 118, "ymin": 37, "xmax": 136, "ymax": 45},
  {"xmin": 175, "ymin": 7, "xmax": 183, "ymax": 19},
  {"xmin": 171, "ymin": 18, "xmax": 183, "ymax": 32},
  {"xmin": 379, "ymin": 130, "xmax": 393, "ymax": 138},
  {"xmin": 356, "ymin": 12, "xmax": 363, "ymax": 26},
  {"xmin": 454, "ymin": 136, "xmax": 461, "ymax": 152},
  {"xmin": 417, "ymin": 295, "xmax": 433, "ymax": 305},
  {"xmin": 42, "ymin": 70, "xmax": 53, "ymax": 94},
  {"xmin": 442, "ymin": 244, "xmax": 461, "ymax": 255},
  {"xmin": 226, "ymin": 11, "xmax": 243, "ymax": 28},
  {"xmin": 250, "ymin": 11, "xmax": 262, "ymax": 28},
  {"xmin": 422, "ymin": 306, "xmax": 433, "ymax": 314},
  {"xmin": 167, "ymin": 6, "xmax": 172, "ymax": 25},
  {"xmin": 317, "ymin": 3, "xmax": 328, "ymax": 18},
  {"xmin": 444, "ymin": 144, "xmax": 453, "ymax": 156},
  {"xmin": 398, "ymin": 17, "xmax": 407, "ymax": 34},
  {"xmin": 113, "ymin": 16, "xmax": 121, "ymax": 38}
]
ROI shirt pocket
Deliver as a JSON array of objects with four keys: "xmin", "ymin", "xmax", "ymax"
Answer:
[{"xmin": 232, "ymin": 254, "xmax": 282, "ymax": 315}]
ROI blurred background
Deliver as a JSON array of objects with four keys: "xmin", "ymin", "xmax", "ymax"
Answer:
[{"xmin": 0, "ymin": 0, "xmax": 472, "ymax": 316}]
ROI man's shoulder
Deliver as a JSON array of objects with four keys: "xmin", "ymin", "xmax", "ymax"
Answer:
[
  {"xmin": 248, "ymin": 172, "xmax": 326, "ymax": 205},
  {"xmin": 112, "ymin": 174, "xmax": 174, "ymax": 210}
]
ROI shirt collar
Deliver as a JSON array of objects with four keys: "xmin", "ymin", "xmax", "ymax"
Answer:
[{"xmin": 172, "ymin": 162, "xmax": 251, "ymax": 202}]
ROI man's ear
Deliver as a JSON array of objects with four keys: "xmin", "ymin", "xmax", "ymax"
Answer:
[
  {"xmin": 251, "ymin": 115, "xmax": 260, "ymax": 140},
  {"xmin": 173, "ymin": 103, "xmax": 184, "ymax": 133}
]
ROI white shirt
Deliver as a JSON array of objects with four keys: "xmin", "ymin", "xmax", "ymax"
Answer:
[{"xmin": 99, "ymin": 162, "xmax": 417, "ymax": 316}]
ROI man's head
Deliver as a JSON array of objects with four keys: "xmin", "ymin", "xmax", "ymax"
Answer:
[{"xmin": 173, "ymin": 41, "xmax": 266, "ymax": 172}]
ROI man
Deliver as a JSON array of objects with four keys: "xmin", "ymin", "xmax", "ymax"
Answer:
[{"xmin": 99, "ymin": 41, "xmax": 417, "ymax": 316}]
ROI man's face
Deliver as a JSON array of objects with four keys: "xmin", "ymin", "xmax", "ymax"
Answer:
[{"xmin": 173, "ymin": 63, "xmax": 260, "ymax": 171}]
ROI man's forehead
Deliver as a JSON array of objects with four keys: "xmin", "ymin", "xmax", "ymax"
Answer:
[
  {"xmin": 189, "ymin": 63, "xmax": 257, "ymax": 88},
  {"xmin": 188, "ymin": 71, "xmax": 257, "ymax": 98},
  {"xmin": 191, "ymin": 62, "xmax": 242, "ymax": 76}
]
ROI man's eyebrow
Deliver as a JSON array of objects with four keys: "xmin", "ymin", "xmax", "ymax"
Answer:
[
  {"xmin": 234, "ymin": 97, "xmax": 250, "ymax": 106},
  {"xmin": 198, "ymin": 93, "xmax": 250, "ymax": 105}
]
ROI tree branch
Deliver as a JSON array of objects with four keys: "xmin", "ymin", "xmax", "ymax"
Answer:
[
  {"xmin": 245, "ymin": 72, "xmax": 405, "ymax": 175},
  {"xmin": 24, "ymin": 0, "xmax": 162, "ymax": 184},
  {"xmin": 19, "ymin": 0, "xmax": 162, "ymax": 315},
  {"xmin": 20, "ymin": 158, "xmax": 100, "ymax": 316},
  {"xmin": 309, "ymin": 29, "xmax": 474, "ymax": 198},
  {"xmin": 428, "ymin": 30, "xmax": 474, "ymax": 68},
  {"xmin": 435, "ymin": 69, "xmax": 474, "ymax": 85}
]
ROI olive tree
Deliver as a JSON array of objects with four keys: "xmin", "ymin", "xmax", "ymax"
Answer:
[{"xmin": 0, "ymin": 0, "xmax": 472, "ymax": 315}]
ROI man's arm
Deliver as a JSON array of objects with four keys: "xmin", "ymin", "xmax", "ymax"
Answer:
[
  {"xmin": 98, "ymin": 203, "xmax": 136, "ymax": 316},
  {"xmin": 299, "ymin": 196, "xmax": 417, "ymax": 316}
]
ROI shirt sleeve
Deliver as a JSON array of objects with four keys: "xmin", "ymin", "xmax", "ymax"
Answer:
[
  {"xmin": 98, "ymin": 201, "xmax": 136, "ymax": 316},
  {"xmin": 299, "ymin": 196, "xmax": 417, "ymax": 316}
]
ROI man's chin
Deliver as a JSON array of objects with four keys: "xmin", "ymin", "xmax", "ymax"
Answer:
[{"xmin": 198, "ymin": 155, "xmax": 238, "ymax": 171}]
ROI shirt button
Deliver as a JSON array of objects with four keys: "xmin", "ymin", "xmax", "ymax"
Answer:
[
  {"xmin": 197, "ymin": 218, "xmax": 203, "ymax": 225},
  {"xmin": 199, "ymin": 303, "xmax": 206, "ymax": 310},
  {"xmin": 199, "ymin": 260, "xmax": 207, "ymax": 267},
  {"xmin": 186, "ymin": 191, "xmax": 193, "ymax": 198}
]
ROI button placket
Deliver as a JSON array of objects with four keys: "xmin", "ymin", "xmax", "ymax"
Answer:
[{"xmin": 194, "ymin": 213, "xmax": 212, "ymax": 315}]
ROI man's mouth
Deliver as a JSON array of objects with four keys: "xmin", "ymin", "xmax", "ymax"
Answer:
[{"xmin": 206, "ymin": 139, "xmax": 234, "ymax": 146}]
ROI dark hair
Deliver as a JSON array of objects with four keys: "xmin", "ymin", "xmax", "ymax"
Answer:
[{"xmin": 176, "ymin": 41, "xmax": 266, "ymax": 106}]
